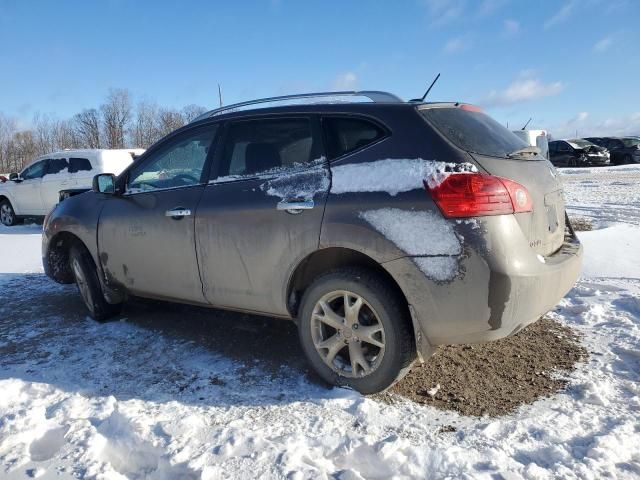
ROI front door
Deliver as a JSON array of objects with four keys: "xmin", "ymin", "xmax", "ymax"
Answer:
[
  {"xmin": 13, "ymin": 159, "xmax": 47, "ymax": 215},
  {"xmin": 195, "ymin": 116, "xmax": 329, "ymax": 316},
  {"xmin": 98, "ymin": 125, "xmax": 219, "ymax": 303}
]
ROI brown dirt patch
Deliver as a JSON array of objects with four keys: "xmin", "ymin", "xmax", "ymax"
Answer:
[{"xmin": 381, "ymin": 317, "xmax": 587, "ymax": 417}]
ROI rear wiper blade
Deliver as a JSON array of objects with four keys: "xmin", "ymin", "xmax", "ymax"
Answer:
[{"xmin": 507, "ymin": 146, "xmax": 541, "ymax": 158}]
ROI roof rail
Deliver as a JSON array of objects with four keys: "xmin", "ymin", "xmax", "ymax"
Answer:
[{"xmin": 192, "ymin": 90, "xmax": 404, "ymax": 122}]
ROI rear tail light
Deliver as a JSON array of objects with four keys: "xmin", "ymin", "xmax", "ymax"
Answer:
[{"xmin": 425, "ymin": 173, "xmax": 533, "ymax": 218}]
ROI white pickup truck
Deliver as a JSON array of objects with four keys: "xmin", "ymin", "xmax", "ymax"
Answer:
[{"xmin": 0, "ymin": 149, "xmax": 143, "ymax": 226}]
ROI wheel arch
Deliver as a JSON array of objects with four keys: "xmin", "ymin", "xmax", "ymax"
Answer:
[
  {"xmin": 286, "ymin": 247, "xmax": 409, "ymax": 317},
  {"xmin": 45, "ymin": 231, "xmax": 86, "ymax": 284}
]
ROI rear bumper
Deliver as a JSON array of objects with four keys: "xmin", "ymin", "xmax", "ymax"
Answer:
[{"xmin": 383, "ymin": 215, "xmax": 583, "ymax": 346}]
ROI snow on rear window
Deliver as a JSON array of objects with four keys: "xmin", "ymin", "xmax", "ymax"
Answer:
[{"xmin": 331, "ymin": 159, "xmax": 476, "ymax": 196}]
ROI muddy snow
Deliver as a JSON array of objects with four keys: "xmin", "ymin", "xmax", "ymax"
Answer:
[{"xmin": 1, "ymin": 166, "xmax": 639, "ymax": 479}]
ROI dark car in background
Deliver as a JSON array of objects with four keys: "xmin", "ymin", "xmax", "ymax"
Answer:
[
  {"xmin": 41, "ymin": 91, "xmax": 582, "ymax": 394},
  {"xmin": 585, "ymin": 137, "xmax": 640, "ymax": 165},
  {"xmin": 548, "ymin": 139, "xmax": 610, "ymax": 167}
]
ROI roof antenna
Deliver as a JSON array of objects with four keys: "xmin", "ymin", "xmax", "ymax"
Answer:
[
  {"xmin": 410, "ymin": 73, "xmax": 441, "ymax": 102},
  {"xmin": 521, "ymin": 117, "xmax": 532, "ymax": 130}
]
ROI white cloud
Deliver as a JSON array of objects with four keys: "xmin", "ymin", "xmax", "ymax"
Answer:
[
  {"xmin": 477, "ymin": 0, "xmax": 507, "ymax": 16},
  {"xmin": 543, "ymin": 1, "xmax": 575, "ymax": 30},
  {"xmin": 421, "ymin": 0, "xmax": 465, "ymax": 25},
  {"xmin": 593, "ymin": 36, "xmax": 614, "ymax": 53},
  {"xmin": 503, "ymin": 19, "xmax": 520, "ymax": 36},
  {"xmin": 443, "ymin": 37, "xmax": 468, "ymax": 54},
  {"xmin": 333, "ymin": 72, "xmax": 358, "ymax": 91},
  {"xmin": 484, "ymin": 76, "xmax": 565, "ymax": 107},
  {"xmin": 550, "ymin": 111, "xmax": 640, "ymax": 138}
]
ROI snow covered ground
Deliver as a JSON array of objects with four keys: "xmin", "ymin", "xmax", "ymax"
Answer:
[{"xmin": 1, "ymin": 166, "xmax": 639, "ymax": 479}]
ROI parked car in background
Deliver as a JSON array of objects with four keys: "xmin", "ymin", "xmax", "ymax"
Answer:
[
  {"xmin": 548, "ymin": 139, "xmax": 610, "ymax": 167},
  {"xmin": 42, "ymin": 91, "xmax": 582, "ymax": 394},
  {"xmin": 0, "ymin": 149, "xmax": 143, "ymax": 226},
  {"xmin": 512, "ymin": 129, "xmax": 549, "ymax": 160},
  {"xmin": 584, "ymin": 137, "xmax": 640, "ymax": 164}
]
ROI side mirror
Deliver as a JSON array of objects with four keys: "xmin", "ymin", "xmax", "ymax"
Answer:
[
  {"xmin": 9, "ymin": 173, "xmax": 19, "ymax": 181},
  {"xmin": 92, "ymin": 173, "xmax": 116, "ymax": 194}
]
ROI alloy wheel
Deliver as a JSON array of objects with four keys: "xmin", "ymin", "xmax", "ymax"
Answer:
[
  {"xmin": 310, "ymin": 290, "xmax": 386, "ymax": 378},
  {"xmin": 0, "ymin": 203, "xmax": 14, "ymax": 226}
]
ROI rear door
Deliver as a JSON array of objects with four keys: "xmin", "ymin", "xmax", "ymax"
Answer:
[
  {"xmin": 419, "ymin": 106, "xmax": 566, "ymax": 256},
  {"xmin": 195, "ymin": 115, "xmax": 329, "ymax": 315},
  {"xmin": 41, "ymin": 157, "xmax": 70, "ymax": 209},
  {"xmin": 98, "ymin": 125, "xmax": 219, "ymax": 303}
]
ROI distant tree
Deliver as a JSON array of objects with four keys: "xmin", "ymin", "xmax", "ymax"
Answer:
[
  {"xmin": 156, "ymin": 108, "xmax": 185, "ymax": 138},
  {"xmin": 0, "ymin": 113, "xmax": 17, "ymax": 172},
  {"xmin": 101, "ymin": 88, "xmax": 132, "ymax": 149},
  {"xmin": 0, "ymin": 88, "xmax": 210, "ymax": 168},
  {"xmin": 182, "ymin": 104, "xmax": 207, "ymax": 123},
  {"xmin": 131, "ymin": 99, "xmax": 160, "ymax": 148},
  {"xmin": 73, "ymin": 109, "xmax": 102, "ymax": 149}
]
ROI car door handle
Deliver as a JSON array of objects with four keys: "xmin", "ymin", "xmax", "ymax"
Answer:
[
  {"xmin": 277, "ymin": 200, "xmax": 314, "ymax": 214},
  {"xmin": 165, "ymin": 207, "xmax": 192, "ymax": 218}
]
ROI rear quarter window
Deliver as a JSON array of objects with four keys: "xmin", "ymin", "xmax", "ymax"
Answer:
[
  {"xmin": 419, "ymin": 107, "xmax": 530, "ymax": 159},
  {"xmin": 69, "ymin": 157, "xmax": 92, "ymax": 173},
  {"xmin": 323, "ymin": 117, "xmax": 386, "ymax": 160}
]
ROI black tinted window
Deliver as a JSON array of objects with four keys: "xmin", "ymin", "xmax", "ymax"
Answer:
[
  {"xmin": 221, "ymin": 118, "xmax": 314, "ymax": 176},
  {"xmin": 47, "ymin": 158, "xmax": 69, "ymax": 174},
  {"xmin": 419, "ymin": 107, "xmax": 533, "ymax": 159},
  {"xmin": 323, "ymin": 117, "xmax": 386, "ymax": 159},
  {"xmin": 69, "ymin": 158, "xmax": 92, "ymax": 173}
]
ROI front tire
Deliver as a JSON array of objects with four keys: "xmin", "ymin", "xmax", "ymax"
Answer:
[
  {"xmin": 298, "ymin": 268, "xmax": 415, "ymax": 394},
  {"xmin": 69, "ymin": 243, "xmax": 123, "ymax": 321},
  {"xmin": 0, "ymin": 200, "xmax": 18, "ymax": 226}
]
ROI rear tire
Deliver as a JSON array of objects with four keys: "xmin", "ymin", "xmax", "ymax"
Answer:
[
  {"xmin": 69, "ymin": 243, "xmax": 123, "ymax": 322},
  {"xmin": 0, "ymin": 200, "xmax": 18, "ymax": 226},
  {"xmin": 298, "ymin": 268, "xmax": 416, "ymax": 394}
]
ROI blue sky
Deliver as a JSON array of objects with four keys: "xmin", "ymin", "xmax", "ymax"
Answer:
[{"xmin": 0, "ymin": 0, "xmax": 638, "ymax": 137}]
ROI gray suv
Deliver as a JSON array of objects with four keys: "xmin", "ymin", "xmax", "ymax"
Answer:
[{"xmin": 42, "ymin": 91, "xmax": 582, "ymax": 394}]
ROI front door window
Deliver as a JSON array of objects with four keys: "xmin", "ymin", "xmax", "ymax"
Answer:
[{"xmin": 127, "ymin": 128, "xmax": 218, "ymax": 193}]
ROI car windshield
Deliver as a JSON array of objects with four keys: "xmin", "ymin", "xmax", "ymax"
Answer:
[
  {"xmin": 419, "ymin": 106, "xmax": 535, "ymax": 159},
  {"xmin": 567, "ymin": 139, "xmax": 595, "ymax": 148},
  {"xmin": 622, "ymin": 138, "xmax": 640, "ymax": 147}
]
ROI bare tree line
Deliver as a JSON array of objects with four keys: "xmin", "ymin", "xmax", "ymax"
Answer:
[{"xmin": 0, "ymin": 88, "xmax": 207, "ymax": 173}]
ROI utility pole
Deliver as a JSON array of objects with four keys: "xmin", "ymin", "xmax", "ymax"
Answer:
[{"xmin": 218, "ymin": 84, "xmax": 223, "ymax": 107}]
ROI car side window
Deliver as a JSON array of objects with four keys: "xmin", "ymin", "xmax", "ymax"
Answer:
[
  {"xmin": 47, "ymin": 158, "xmax": 69, "ymax": 175},
  {"xmin": 220, "ymin": 118, "xmax": 314, "ymax": 177},
  {"xmin": 557, "ymin": 142, "xmax": 569, "ymax": 152},
  {"xmin": 21, "ymin": 160, "xmax": 48, "ymax": 180},
  {"xmin": 609, "ymin": 140, "xmax": 622, "ymax": 150},
  {"xmin": 68, "ymin": 158, "xmax": 92, "ymax": 173},
  {"xmin": 323, "ymin": 117, "xmax": 386, "ymax": 160},
  {"xmin": 127, "ymin": 125, "xmax": 218, "ymax": 193}
]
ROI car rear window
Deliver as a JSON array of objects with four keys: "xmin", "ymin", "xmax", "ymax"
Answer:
[
  {"xmin": 68, "ymin": 157, "xmax": 92, "ymax": 173},
  {"xmin": 419, "ymin": 107, "xmax": 531, "ymax": 159},
  {"xmin": 323, "ymin": 117, "xmax": 386, "ymax": 160}
]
